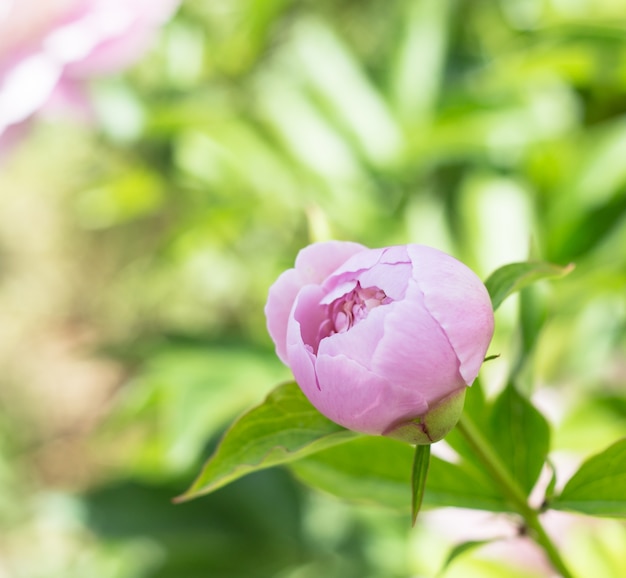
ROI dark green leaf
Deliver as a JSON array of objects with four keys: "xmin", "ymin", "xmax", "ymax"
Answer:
[
  {"xmin": 489, "ymin": 384, "xmax": 551, "ymax": 496},
  {"xmin": 551, "ymin": 438, "xmax": 626, "ymax": 517},
  {"xmin": 516, "ymin": 284, "xmax": 548, "ymax": 373},
  {"xmin": 426, "ymin": 456, "xmax": 512, "ymax": 512},
  {"xmin": 290, "ymin": 436, "xmax": 413, "ymax": 510},
  {"xmin": 411, "ymin": 444, "xmax": 431, "ymax": 526},
  {"xmin": 291, "ymin": 436, "xmax": 510, "ymax": 513},
  {"xmin": 176, "ymin": 382, "xmax": 358, "ymax": 501},
  {"xmin": 485, "ymin": 261, "xmax": 574, "ymax": 311},
  {"xmin": 86, "ymin": 472, "xmax": 308, "ymax": 578}
]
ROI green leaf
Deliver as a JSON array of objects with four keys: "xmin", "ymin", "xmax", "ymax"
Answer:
[
  {"xmin": 426, "ymin": 456, "xmax": 511, "ymax": 512},
  {"xmin": 517, "ymin": 284, "xmax": 548, "ymax": 370},
  {"xmin": 411, "ymin": 444, "xmax": 431, "ymax": 526},
  {"xmin": 543, "ymin": 459, "xmax": 558, "ymax": 505},
  {"xmin": 489, "ymin": 384, "xmax": 551, "ymax": 496},
  {"xmin": 290, "ymin": 436, "xmax": 413, "ymax": 510},
  {"xmin": 439, "ymin": 540, "xmax": 493, "ymax": 575},
  {"xmin": 551, "ymin": 438, "xmax": 626, "ymax": 517},
  {"xmin": 290, "ymin": 436, "xmax": 510, "ymax": 513},
  {"xmin": 485, "ymin": 261, "xmax": 574, "ymax": 311},
  {"xmin": 176, "ymin": 382, "xmax": 358, "ymax": 501}
]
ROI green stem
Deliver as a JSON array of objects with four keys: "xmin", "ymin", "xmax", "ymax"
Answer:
[{"xmin": 456, "ymin": 414, "xmax": 574, "ymax": 578}]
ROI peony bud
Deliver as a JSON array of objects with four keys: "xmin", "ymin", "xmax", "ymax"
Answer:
[{"xmin": 265, "ymin": 242, "xmax": 494, "ymax": 444}]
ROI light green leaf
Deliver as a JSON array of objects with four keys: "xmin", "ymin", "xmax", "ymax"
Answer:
[
  {"xmin": 176, "ymin": 382, "xmax": 358, "ymax": 501},
  {"xmin": 489, "ymin": 384, "xmax": 551, "ymax": 496},
  {"xmin": 551, "ymin": 438, "xmax": 626, "ymax": 517},
  {"xmin": 412, "ymin": 444, "xmax": 431, "ymax": 526},
  {"xmin": 485, "ymin": 261, "xmax": 574, "ymax": 311},
  {"xmin": 390, "ymin": 0, "xmax": 451, "ymax": 124},
  {"xmin": 439, "ymin": 540, "xmax": 494, "ymax": 575}
]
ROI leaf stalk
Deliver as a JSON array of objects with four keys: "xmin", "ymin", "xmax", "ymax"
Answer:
[{"xmin": 456, "ymin": 414, "xmax": 574, "ymax": 578}]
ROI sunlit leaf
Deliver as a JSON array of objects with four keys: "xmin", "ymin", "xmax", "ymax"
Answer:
[
  {"xmin": 485, "ymin": 261, "xmax": 574, "ymax": 311},
  {"xmin": 390, "ymin": 0, "xmax": 451, "ymax": 124},
  {"xmin": 176, "ymin": 382, "xmax": 357, "ymax": 501},
  {"xmin": 547, "ymin": 189, "xmax": 626, "ymax": 262},
  {"xmin": 439, "ymin": 540, "xmax": 493, "ymax": 575},
  {"xmin": 551, "ymin": 438, "xmax": 626, "ymax": 517}
]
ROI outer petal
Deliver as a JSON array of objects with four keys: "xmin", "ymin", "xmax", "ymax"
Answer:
[
  {"xmin": 370, "ymin": 280, "xmax": 466, "ymax": 404},
  {"xmin": 323, "ymin": 246, "xmax": 387, "ymax": 285},
  {"xmin": 286, "ymin": 284, "xmax": 328, "ymax": 396},
  {"xmin": 378, "ymin": 245, "xmax": 411, "ymax": 265},
  {"xmin": 407, "ymin": 245, "xmax": 494, "ymax": 383},
  {"xmin": 287, "ymin": 336, "xmax": 319, "ymax": 402},
  {"xmin": 64, "ymin": 0, "xmax": 181, "ymax": 75},
  {"xmin": 312, "ymin": 353, "xmax": 429, "ymax": 435},
  {"xmin": 265, "ymin": 268, "xmax": 301, "ymax": 364},
  {"xmin": 295, "ymin": 240, "xmax": 367, "ymax": 284},
  {"xmin": 0, "ymin": 53, "xmax": 62, "ymax": 128},
  {"xmin": 266, "ymin": 241, "xmax": 367, "ymax": 363}
]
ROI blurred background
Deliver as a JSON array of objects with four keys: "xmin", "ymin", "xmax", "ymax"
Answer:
[{"xmin": 1, "ymin": 0, "xmax": 625, "ymax": 576}]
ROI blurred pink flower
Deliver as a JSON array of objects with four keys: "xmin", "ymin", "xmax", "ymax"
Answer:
[
  {"xmin": 265, "ymin": 242, "xmax": 494, "ymax": 442},
  {"xmin": 0, "ymin": 0, "xmax": 179, "ymax": 152}
]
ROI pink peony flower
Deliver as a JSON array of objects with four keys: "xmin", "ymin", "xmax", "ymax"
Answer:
[
  {"xmin": 0, "ymin": 0, "xmax": 179, "ymax": 152},
  {"xmin": 265, "ymin": 242, "xmax": 495, "ymax": 443}
]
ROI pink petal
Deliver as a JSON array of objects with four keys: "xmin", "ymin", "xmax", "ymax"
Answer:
[
  {"xmin": 266, "ymin": 241, "xmax": 367, "ymax": 363},
  {"xmin": 286, "ymin": 285, "xmax": 328, "ymax": 394},
  {"xmin": 65, "ymin": 0, "xmax": 180, "ymax": 76},
  {"xmin": 287, "ymin": 338, "xmax": 319, "ymax": 400},
  {"xmin": 265, "ymin": 268, "xmax": 301, "ymax": 364},
  {"xmin": 317, "ymin": 303, "xmax": 388, "ymax": 369},
  {"xmin": 312, "ymin": 353, "xmax": 429, "ymax": 434},
  {"xmin": 378, "ymin": 245, "xmax": 410, "ymax": 264},
  {"xmin": 0, "ymin": 53, "xmax": 62, "ymax": 127},
  {"xmin": 357, "ymin": 261, "xmax": 412, "ymax": 300},
  {"xmin": 295, "ymin": 240, "xmax": 367, "ymax": 284},
  {"xmin": 319, "ymin": 280, "xmax": 357, "ymax": 305},
  {"xmin": 323, "ymin": 246, "xmax": 386, "ymax": 283},
  {"xmin": 321, "ymin": 245, "xmax": 410, "ymax": 295},
  {"xmin": 291, "ymin": 284, "xmax": 329, "ymax": 353},
  {"xmin": 407, "ymin": 245, "xmax": 494, "ymax": 383},
  {"xmin": 371, "ymin": 280, "xmax": 466, "ymax": 403}
]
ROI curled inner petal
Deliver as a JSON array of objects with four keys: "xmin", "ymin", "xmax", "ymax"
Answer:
[{"xmin": 316, "ymin": 283, "xmax": 392, "ymax": 347}]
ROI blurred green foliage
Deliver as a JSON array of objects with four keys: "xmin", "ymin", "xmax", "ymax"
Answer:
[{"xmin": 1, "ymin": 0, "xmax": 626, "ymax": 576}]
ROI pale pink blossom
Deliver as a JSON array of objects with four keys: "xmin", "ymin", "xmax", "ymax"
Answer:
[
  {"xmin": 265, "ymin": 242, "xmax": 495, "ymax": 441},
  {"xmin": 0, "ymin": 0, "xmax": 179, "ymax": 151}
]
